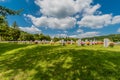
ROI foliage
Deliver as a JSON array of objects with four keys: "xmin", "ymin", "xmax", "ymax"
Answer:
[
  {"xmin": 109, "ymin": 42, "xmax": 114, "ymax": 47},
  {"xmin": 18, "ymin": 31, "xmax": 34, "ymax": 41},
  {"xmin": 0, "ymin": 6, "xmax": 51, "ymax": 41},
  {"xmin": 0, "ymin": 5, "xmax": 22, "ymax": 16},
  {"xmin": 83, "ymin": 34, "xmax": 120, "ymax": 42}
]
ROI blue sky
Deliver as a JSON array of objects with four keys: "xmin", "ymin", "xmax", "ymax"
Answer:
[{"xmin": 0, "ymin": 0, "xmax": 120, "ymax": 38}]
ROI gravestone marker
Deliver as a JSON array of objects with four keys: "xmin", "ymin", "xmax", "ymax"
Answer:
[
  {"xmin": 85, "ymin": 39, "xmax": 88, "ymax": 46},
  {"xmin": 90, "ymin": 40, "xmax": 93, "ymax": 45},
  {"xmin": 104, "ymin": 38, "xmax": 109, "ymax": 47},
  {"xmin": 78, "ymin": 39, "xmax": 81, "ymax": 46},
  {"xmin": 71, "ymin": 40, "xmax": 73, "ymax": 45},
  {"xmin": 61, "ymin": 39, "xmax": 65, "ymax": 46}
]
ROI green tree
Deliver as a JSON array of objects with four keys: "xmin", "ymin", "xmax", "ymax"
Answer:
[
  {"xmin": 0, "ymin": 16, "xmax": 9, "ymax": 41},
  {"xmin": 12, "ymin": 21, "xmax": 19, "ymax": 29},
  {"xmin": 0, "ymin": 5, "xmax": 22, "ymax": 41},
  {"xmin": 19, "ymin": 31, "xmax": 34, "ymax": 41},
  {"xmin": 0, "ymin": 5, "xmax": 22, "ymax": 16}
]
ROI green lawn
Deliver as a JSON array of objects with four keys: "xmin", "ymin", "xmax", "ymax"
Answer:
[{"xmin": 0, "ymin": 43, "xmax": 120, "ymax": 80}]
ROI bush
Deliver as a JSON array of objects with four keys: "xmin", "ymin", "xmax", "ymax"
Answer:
[{"xmin": 109, "ymin": 42, "xmax": 114, "ymax": 47}]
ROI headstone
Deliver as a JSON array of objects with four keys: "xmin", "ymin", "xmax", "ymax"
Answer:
[
  {"xmin": 104, "ymin": 38, "xmax": 109, "ymax": 47},
  {"xmin": 50, "ymin": 40, "xmax": 54, "ymax": 45},
  {"xmin": 61, "ymin": 39, "xmax": 65, "ymax": 46},
  {"xmin": 71, "ymin": 40, "xmax": 73, "ymax": 45},
  {"xmin": 90, "ymin": 40, "xmax": 93, "ymax": 45},
  {"xmin": 85, "ymin": 39, "xmax": 88, "ymax": 46},
  {"xmin": 78, "ymin": 39, "xmax": 81, "ymax": 46}
]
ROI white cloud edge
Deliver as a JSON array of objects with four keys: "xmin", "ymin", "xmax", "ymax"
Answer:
[
  {"xmin": 19, "ymin": 25, "xmax": 41, "ymax": 34},
  {"xmin": 117, "ymin": 28, "xmax": 120, "ymax": 33},
  {"xmin": 24, "ymin": 0, "xmax": 120, "ymax": 30},
  {"xmin": 69, "ymin": 31, "xmax": 99, "ymax": 38}
]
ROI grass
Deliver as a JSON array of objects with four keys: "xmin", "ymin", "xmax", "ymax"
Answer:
[{"xmin": 0, "ymin": 43, "xmax": 120, "ymax": 80}]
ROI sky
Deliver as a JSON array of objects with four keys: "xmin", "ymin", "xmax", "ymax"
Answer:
[{"xmin": 0, "ymin": 0, "xmax": 120, "ymax": 38}]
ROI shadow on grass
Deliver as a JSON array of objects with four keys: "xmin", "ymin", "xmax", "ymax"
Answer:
[
  {"xmin": 0, "ymin": 45, "xmax": 120, "ymax": 80},
  {"xmin": 0, "ymin": 43, "xmax": 29, "ymax": 55}
]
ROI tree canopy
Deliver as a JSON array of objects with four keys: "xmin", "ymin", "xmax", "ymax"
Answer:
[{"xmin": 0, "ymin": 5, "xmax": 22, "ymax": 16}]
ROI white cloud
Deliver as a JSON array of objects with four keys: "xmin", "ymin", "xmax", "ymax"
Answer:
[
  {"xmin": 117, "ymin": 28, "xmax": 120, "ymax": 33},
  {"xmin": 70, "ymin": 31, "xmax": 99, "ymax": 38},
  {"xmin": 25, "ymin": 14, "xmax": 76, "ymax": 30},
  {"xmin": 35, "ymin": 0, "xmax": 92, "ymax": 18},
  {"xmin": 78, "ymin": 14, "xmax": 112, "ymax": 29},
  {"xmin": 64, "ymin": 31, "xmax": 68, "ymax": 33},
  {"xmin": 78, "ymin": 31, "xmax": 99, "ymax": 38},
  {"xmin": 25, "ymin": 0, "xmax": 120, "ymax": 31},
  {"xmin": 25, "ymin": 0, "xmax": 99, "ymax": 30},
  {"xmin": 112, "ymin": 16, "xmax": 120, "ymax": 24},
  {"xmin": 75, "ymin": 15, "xmax": 80, "ymax": 19},
  {"xmin": 77, "ymin": 29, "xmax": 84, "ymax": 33},
  {"xmin": 69, "ymin": 35, "xmax": 78, "ymax": 38},
  {"xmin": 19, "ymin": 25, "xmax": 41, "ymax": 34},
  {"xmin": 83, "ymin": 4, "xmax": 101, "ymax": 16},
  {"xmin": 55, "ymin": 34, "xmax": 68, "ymax": 38}
]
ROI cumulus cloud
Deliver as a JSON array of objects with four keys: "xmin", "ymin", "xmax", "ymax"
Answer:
[
  {"xmin": 64, "ymin": 31, "xmax": 68, "ymax": 33},
  {"xmin": 77, "ymin": 29, "xmax": 84, "ymax": 33},
  {"xmin": 35, "ymin": 0, "xmax": 92, "ymax": 18},
  {"xmin": 78, "ymin": 14, "xmax": 120, "ymax": 29},
  {"xmin": 19, "ymin": 25, "xmax": 41, "ymax": 34},
  {"xmin": 75, "ymin": 15, "xmax": 80, "ymax": 19},
  {"xmin": 83, "ymin": 4, "xmax": 101, "ymax": 16},
  {"xmin": 70, "ymin": 31, "xmax": 99, "ymax": 38},
  {"xmin": 25, "ymin": 0, "xmax": 100, "ymax": 30},
  {"xmin": 25, "ymin": 0, "xmax": 120, "ymax": 31},
  {"xmin": 117, "ymin": 28, "xmax": 120, "ymax": 33},
  {"xmin": 54, "ymin": 34, "xmax": 68, "ymax": 38},
  {"xmin": 78, "ymin": 31, "xmax": 99, "ymax": 38},
  {"xmin": 25, "ymin": 14, "xmax": 76, "ymax": 30},
  {"xmin": 112, "ymin": 16, "xmax": 120, "ymax": 24},
  {"xmin": 78, "ymin": 14, "xmax": 112, "ymax": 29},
  {"xmin": 69, "ymin": 35, "xmax": 78, "ymax": 38}
]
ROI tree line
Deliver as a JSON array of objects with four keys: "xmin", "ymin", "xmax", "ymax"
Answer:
[
  {"xmin": 0, "ymin": 18, "xmax": 51, "ymax": 41},
  {"xmin": 82, "ymin": 34, "xmax": 120, "ymax": 42}
]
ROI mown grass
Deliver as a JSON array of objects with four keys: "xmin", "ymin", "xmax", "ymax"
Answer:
[{"xmin": 0, "ymin": 43, "xmax": 120, "ymax": 80}]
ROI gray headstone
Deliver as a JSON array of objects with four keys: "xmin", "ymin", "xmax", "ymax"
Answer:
[
  {"xmin": 61, "ymin": 39, "xmax": 65, "ymax": 46},
  {"xmin": 90, "ymin": 40, "xmax": 93, "ymax": 45},
  {"xmin": 78, "ymin": 39, "xmax": 81, "ymax": 46},
  {"xmin": 71, "ymin": 40, "xmax": 73, "ymax": 45},
  {"xmin": 104, "ymin": 38, "xmax": 109, "ymax": 47}
]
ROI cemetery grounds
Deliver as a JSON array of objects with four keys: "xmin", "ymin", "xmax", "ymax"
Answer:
[{"xmin": 0, "ymin": 42, "xmax": 120, "ymax": 80}]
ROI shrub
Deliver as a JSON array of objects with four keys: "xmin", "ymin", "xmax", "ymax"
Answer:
[{"xmin": 109, "ymin": 42, "xmax": 114, "ymax": 47}]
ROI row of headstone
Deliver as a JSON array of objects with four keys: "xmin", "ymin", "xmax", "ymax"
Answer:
[
  {"xmin": 77, "ymin": 39, "xmax": 97, "ymax": 46},
  {"xmin": 33, "ymin": 38, "xmax": 110, "ymax": 47},
  {"xmin": 50, "ymin": 38, "xmax": 110, "ymax": 47}
]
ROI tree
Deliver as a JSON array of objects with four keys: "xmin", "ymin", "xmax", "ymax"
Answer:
[
  {"xmin": 12, "ymin": 21, "xmax": 19, "ymax": 29},
  {"xmin": 19, "ymin": 31, "xmax": 34, "ymax": 41},
  {"xmin": 0, "ymin": 5, "xmax": 22, "ymax": 41},
  {"xmin": 0, "ymin": 5, "xmax": 22, "ymax": 16},
  {"xmin": 0, "ymin": 16, "xmax": 9, "ymax": 41}
]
